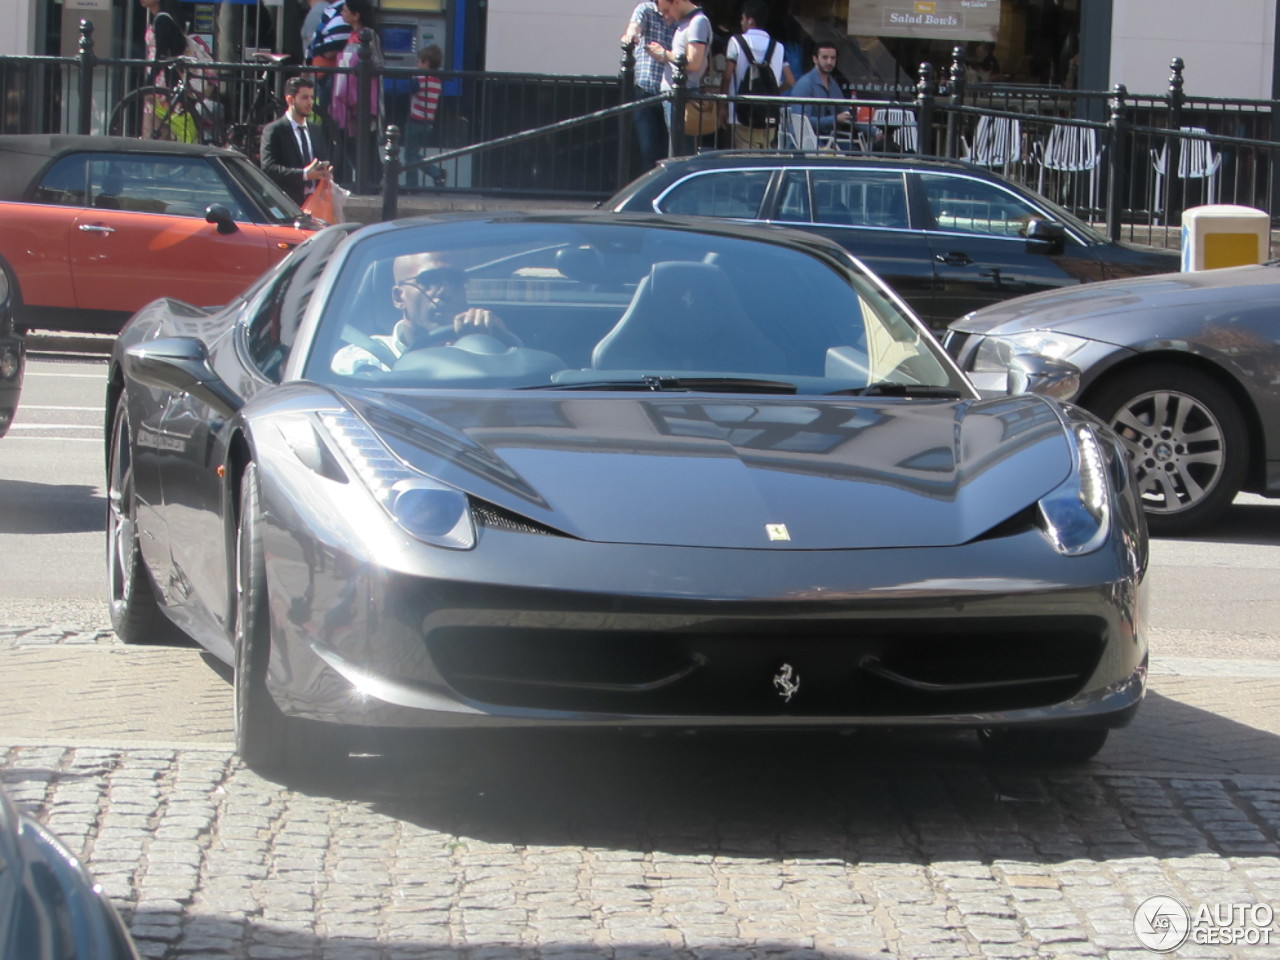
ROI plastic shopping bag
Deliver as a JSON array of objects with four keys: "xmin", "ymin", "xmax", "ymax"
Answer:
[{"xmin": 302, "ymin": 178, "xmax": 336, "ymax": 224}]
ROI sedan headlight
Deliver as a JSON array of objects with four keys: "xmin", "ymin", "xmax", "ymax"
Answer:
[
  {"xmin": 971, "ymin": 330, "xmax": 1096, "ymax": 373},
  {"xmin": 1036, "ymin": 423, "xmax": 1111, "ymax": 556},
  {"xmin": 319, "ymin": 411, "xmax": 475, "ymax": 550}
]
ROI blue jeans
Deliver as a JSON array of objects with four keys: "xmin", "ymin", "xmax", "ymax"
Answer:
[
  {"xmin": 402, "ymin": 119, "xmax": 445, "ymax": 186},
  {"xmin": 633, "ymin": 87, "xmax": 667, "ymax": 171},
  {"xmin": 661, "ymin": 100, "xmax": 692, "ymax": 159}
]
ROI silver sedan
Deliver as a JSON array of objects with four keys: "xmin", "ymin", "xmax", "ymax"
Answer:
[{"xmin": 946, "ymin": 262, "xmax": 1280, "ymax": 534}]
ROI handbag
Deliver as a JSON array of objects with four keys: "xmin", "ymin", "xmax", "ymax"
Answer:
[{"xmin": 683, "ymin": 97, "xmax": 717, "ymax": 138}]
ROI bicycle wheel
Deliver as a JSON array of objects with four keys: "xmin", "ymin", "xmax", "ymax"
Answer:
[{"xmin": 109, "ymin": 86, "xmax": 178, "ymax": 140}]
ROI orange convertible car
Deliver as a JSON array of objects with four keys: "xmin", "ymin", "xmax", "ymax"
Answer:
[{"xmin": 0, "ymin": 135, "xmax": 317, "ymax": 334}]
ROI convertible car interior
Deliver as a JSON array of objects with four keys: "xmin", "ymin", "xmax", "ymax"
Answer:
[{"xmin": 312, "ymin": 230, "xmax": 947, "ymax": 394}]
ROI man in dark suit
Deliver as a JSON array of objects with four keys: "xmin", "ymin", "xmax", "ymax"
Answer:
[{"xmin": 260, "ymin": 76, "xmax": 333, "ymax": 206}]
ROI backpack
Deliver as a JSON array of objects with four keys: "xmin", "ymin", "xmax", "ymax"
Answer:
[
  {"xmin": 735, "ymin": 35, "xmax": 779, "ymax": 127},
  {"xmin": 155, "ymin": 12, "xmax": 218, "ymax": 95}
]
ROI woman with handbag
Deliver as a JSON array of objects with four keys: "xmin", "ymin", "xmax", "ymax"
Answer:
[
  {"xmin": 645, "ymin": 0, "xmax": 712, "ymax": 157},
  {"xmin": 330, "ymin": 0, "xmax": 384, "ymax": 182}
]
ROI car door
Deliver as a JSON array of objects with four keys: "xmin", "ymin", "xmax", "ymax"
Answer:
[
  {"xmin": 157, "ymin": 232, "xmax": 342, "ymax": 648},
  {"xmin": 69, "ymin": 154, "xmax": 279, "ymax": 313},
  {"xmin": 917, "ymin": 171, "xmax": 1107, "ymax": 322},
  {"xmin": 766, "ymin": 167, "xmax": 936, "ymax": 323}
]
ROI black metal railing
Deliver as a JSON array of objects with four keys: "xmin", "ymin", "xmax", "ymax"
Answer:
[{"xmin": 6, "ymin": 21, "xmax": 1279, "ymax": 235}]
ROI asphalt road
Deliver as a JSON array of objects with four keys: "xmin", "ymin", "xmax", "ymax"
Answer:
[{"xmin": 2, "ymin": 350, "xmax": 1279, "ymax": 959}]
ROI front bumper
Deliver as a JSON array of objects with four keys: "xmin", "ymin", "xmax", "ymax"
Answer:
[{"xmin": 260, "ymin": 513, "xmax": 1148, "ymax": 734}]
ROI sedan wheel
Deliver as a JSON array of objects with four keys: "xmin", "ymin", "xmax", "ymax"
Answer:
[
  {"xmin": 106, "ymin": 399, "xmax": 167, "ymax": 643},
  {"xmin": 977, "ymin": 727, "xmax": 1109, "ymax": 764},
  {"xmin": 1088, "ymin": 366, "xmax": 1246, "ymax": 536}
]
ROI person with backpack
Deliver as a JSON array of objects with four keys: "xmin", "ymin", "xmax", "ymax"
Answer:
[{"xmin": 720, "ymin": 0, "xmax": 794, "ymax": 149}]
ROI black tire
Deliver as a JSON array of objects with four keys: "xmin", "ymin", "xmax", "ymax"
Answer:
[
  {"xmin": 106, "ymin": 399, "xmax": 169, "ymax": 642},
  {"xmin": 1087, "ymin": 365, "xmax": 1247, "ymax": 535},
  {"xmin": 977, "ymin": 727, "xmax": 1109, "ymax": 764},
  {"xmin": 234, "ymin": 463, "xmax": 290, "ymax": 776},
  {"xmin": 108, "ymin": 86, "xmax": 175, "ymax": 140},
  {"xmin": 234, "ymin": 464, "xmax": 345, "ymax": 780}
]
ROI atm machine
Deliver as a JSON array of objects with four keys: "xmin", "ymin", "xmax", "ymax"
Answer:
[{"xmin": 376, "ymin": 1, "xmax": 466, "ymax": 184}]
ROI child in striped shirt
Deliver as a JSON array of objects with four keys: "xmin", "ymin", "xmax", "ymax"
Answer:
[{"xmin": 404, "ymin": 44, "xmax": 447, "ymax": 187}]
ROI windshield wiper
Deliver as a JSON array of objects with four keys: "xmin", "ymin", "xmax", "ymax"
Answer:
[
  {"xmin": 830, "ymin": 381, "xmax": 965, "ymax": 399},
  {"xmin": 532, "ymin": 376, "xmax": 798, "ymax": 394}
]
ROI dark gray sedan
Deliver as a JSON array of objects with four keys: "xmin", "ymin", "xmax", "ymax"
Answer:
[{"xmin": 946, "ymin": 262, "xmax": 1280, "ymax": 534}]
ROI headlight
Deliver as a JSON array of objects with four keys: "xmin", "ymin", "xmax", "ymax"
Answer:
[
  {"xmin": 0, "ymin": 346, "xmax": 19, "ymax": 380},
  {"xmin": 971, "ymin": 331, "xmax": 1096, "ymax": 373},
  {"xmin": 319, "ymin": 411, "xmax": 474, "ymax": 550},
  {"xmin": 1037, "ymin": 423, "xmax": 1111, "ymax": 556}
]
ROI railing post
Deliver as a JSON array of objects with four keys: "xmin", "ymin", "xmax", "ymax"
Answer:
[
  {"xmin": 671, "ymin": 53, "xmax": 689, "ymax": 157},
  {"xmin": 1166, "ymin": 56, "xmax": 1185, "ymax": 224},
  {"xmin": 618, "ymin": 41, "xmax": 635, "ymax": 188},
  {"xmin": 381, "ymin": 125, "xmax": 401, "ymax": 222},
  {"xmin": 355, "ymin": 27, "xmax": 374, "ymax": 195},
  {"xmin": 78, "ymin": 19, "xmax": 96, "ymax": 135},
  {"xmin": 945, "ymin": 44, "xmax": 965, "ymax": 159},
  {"xmin": 916, "ymin": 62, "xmax": 934, "ymax": 156},
  {"xmin": 1106, "ymin": 83, "xmax": 1128, "ymax": 243}
]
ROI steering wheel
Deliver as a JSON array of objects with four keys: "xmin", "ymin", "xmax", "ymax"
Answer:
[{"xmin": 416, "ymin": 324, "xmax": 457, "ymax": 348}]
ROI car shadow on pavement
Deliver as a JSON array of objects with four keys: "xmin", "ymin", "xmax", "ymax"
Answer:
[
  {"xmin": 1157, "ymin": 497, "xmax": 1280, "ymax": 546},
  {"xmin": 0, "ymin": 478, "xmax": 102, "ymax": 534},
  {"xmin": 271, "ymin": 687, "xmax": 1279, "ymax": 864}
]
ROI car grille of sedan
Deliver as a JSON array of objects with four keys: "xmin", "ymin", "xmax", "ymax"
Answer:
[{"xmin": 426, "ymin": 619, "xmax": 1105, "ymax": 718}]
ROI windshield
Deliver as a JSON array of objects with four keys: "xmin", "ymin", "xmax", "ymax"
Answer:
[
  {"xmin": 303, "ymin": 220, "xmax": 972, "ymax": 397},
  {"xmin": 224, "ymin": 155, "xmax": 307, "ymax": 224}
]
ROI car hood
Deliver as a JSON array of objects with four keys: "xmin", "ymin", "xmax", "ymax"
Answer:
[
  {"xmin": 950, "ymin": 262, "xmax": 1280, "ymax": 341},
  {"xmin": 342, "ymin": 391, "xmax": 1072, "ymax": 550}
]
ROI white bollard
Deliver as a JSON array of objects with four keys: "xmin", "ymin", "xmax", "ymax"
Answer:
[{"xmin": 1181, "ymin": 204, "xmax": 1271, "ymax": 271}]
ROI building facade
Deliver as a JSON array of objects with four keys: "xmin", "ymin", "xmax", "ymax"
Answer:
[{"xmin": 11, "ymin": 0, "xmax": 1280, "ymax": 102}]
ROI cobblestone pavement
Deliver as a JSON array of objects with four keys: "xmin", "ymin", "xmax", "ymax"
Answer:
[{"xmin": 3, "ymin": 621, "xmax": 1279, "ymax": 959}]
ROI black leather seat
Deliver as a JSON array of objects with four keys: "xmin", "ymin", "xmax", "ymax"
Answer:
[{"xmin": 592, "ymin": 260, "xmax": 782, "ymax": 373}]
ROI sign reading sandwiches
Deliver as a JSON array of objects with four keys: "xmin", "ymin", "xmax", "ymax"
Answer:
[{"xmin": 848, "ymin": 0, "xmax": 1000, "ymax": 42}]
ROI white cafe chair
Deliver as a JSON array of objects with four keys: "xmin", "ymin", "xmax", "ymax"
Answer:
[
  {"xmin": 1035, "ymin": 123, "xmax": 1103, "ymax": 213},
  {"xmin": 871, "ymin": 108, "xmax": 918, "ymax": 152},
  {"xmin": 783, "ymin": 110, "xmax": 862, "ymax": 152},
  {"xmin": 1151, "ymin": 126, "xmax": 1221, "ymax": 218},
  {"xmin": 963, "ymin": 115, "xmax": 1023, "ymax": 171}
]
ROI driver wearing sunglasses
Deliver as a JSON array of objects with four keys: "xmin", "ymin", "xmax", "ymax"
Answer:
[{"xmin": 332, "ymin": 253, "xmax": 520, "ymax": 374}]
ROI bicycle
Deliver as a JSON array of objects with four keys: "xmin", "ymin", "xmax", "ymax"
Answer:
[
  {"xmin": 109, "ymin": 57, "xmax": 227, "ymax": 145},
  {"xmin": 225, "ymin": 51, "xmax": 291, "ymax": 165}
]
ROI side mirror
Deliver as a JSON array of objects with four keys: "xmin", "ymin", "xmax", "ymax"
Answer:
[
  {"xmin": 205, "ymin": 204, "xmax": 239, "ymax": 235},
  {"xmin": 1025, "ymin": 218, "xmax": 1067, "ymax": 252},
  {"xmin": 1007, "ymin": 353, "xmax": 1080, "ymax": 401},
  {"xmin": 122, "ymin": 337, "xmax": 243, "ymax": 417}
]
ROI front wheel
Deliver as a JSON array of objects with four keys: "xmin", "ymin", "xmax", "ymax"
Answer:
[
  {"xmin": 106, "ymin": 398, "xmax": 168, "ymax": 642},
  {"xmin": 1087, "ymin": 365, "xmax": 1247, "ymax": 535},
  {"xmin": 977, "ymin": 727, "xmax": 1109, "ymax": 764},
  {"xmin": 234, "ymin": 464, "xmax": 290, "ymax": 776},
  {"xmin": 234, "ymin": 464, "xmax": 342, "ymax": 779}
]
